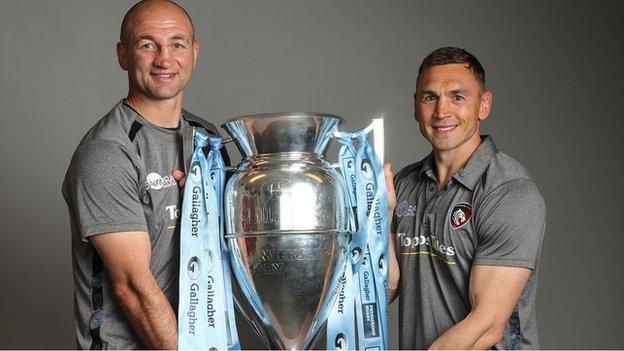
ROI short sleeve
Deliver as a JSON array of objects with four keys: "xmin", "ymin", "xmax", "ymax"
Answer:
[
  {"xmin": 473, "ymin": 178, "xmax": 546, "ymax": 269},
  {"xmin": 63, "ymin": 140, "xmax": 148, "ymax": 241}
]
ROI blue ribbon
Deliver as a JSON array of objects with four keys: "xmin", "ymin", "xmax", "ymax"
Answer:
[
  {"xmin": 327, "ymin": 127, "xmax": 389, "ymax": 350},
  {"xmin": 178, "ymin": 130, "xmax": 240, "ymax": 350}
]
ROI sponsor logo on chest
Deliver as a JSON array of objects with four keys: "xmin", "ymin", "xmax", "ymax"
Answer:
[
  {"xmin": 395, "ymin": 200, "xmax": 416, "ymax": 217},
  {"xmin": 145, "ymin": 172, "xmax": 176, "ymax": 190}
]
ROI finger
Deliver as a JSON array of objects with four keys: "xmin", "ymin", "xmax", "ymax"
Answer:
[
  {"xmin": 171, "ymin": 169, "xmax": 187, "ymax": 189},
  {"xmin": 172, "ymin": 169, "xmax": 184, "ymax": 180}
]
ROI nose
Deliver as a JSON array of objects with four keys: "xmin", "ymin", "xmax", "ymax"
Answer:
[
  {"xmin": 434, "ymin": 97, "xmax": 451, "ymax": 119},
  {"xmin": 154, "ymin": 47, "xmax": 173, "ymax": 68}
]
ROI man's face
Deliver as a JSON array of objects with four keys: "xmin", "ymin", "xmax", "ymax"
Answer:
[
  {"xmin": 117, "ymin": 4, "xmax": 198, "ymax": 102},
  {"xmin": 414, "ymin": 63, "xmax": 492, "ymax": 154}
]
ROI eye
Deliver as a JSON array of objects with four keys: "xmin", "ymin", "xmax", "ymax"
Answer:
[
  {"xmin": 452, "ymin": 94, "xmax": 465, "ymax": 102},
  {"xmin": 173, "ymin": 43, "xmax": 185, "ymax": 49},
  {"xmin": 423, "ymin": 94, "xmax": 437, "ymax": 102},
  {"xmin": 139, "ymin": 42, "xmax": 155, "ymax": 50}
]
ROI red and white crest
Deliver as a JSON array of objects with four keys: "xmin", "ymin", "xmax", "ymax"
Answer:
[{"xmin": 450, "ymin": 203, "xmax": 472, "ymax": 230}]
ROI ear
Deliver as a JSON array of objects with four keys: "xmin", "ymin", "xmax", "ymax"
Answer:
[
  {"xmin": 116, "ymin": 42, "xmax": 129, "ymax": 71},
  {"xmin": 478, "ymin": 91, "xmax": 492, "ymax": 121},
  {"xmin": 413, "ymin": 92, "xmax": 420, "ymax": 121},
  {"xmin": 192, "ymin": 39, "xmax": 200, "ymax": 68}
]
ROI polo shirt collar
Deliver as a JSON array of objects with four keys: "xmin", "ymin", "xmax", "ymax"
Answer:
[
  {"xmin": 452, "ymin": 135, "xmax": 498, "ymax": 190},
  {"xmin": 419, "ymin": 136, "xmax": 498, "ymax": 190},
  {"xmin": 420, "ymin": 152, "xmax": 437, "ymax": 181}
]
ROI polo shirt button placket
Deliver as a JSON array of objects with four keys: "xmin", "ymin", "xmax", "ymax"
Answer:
[{"xmin": 423, "ymin": 204, "xmax": 432, "ymax": 227}]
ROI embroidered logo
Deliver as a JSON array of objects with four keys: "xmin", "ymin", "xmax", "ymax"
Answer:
[
  {"xmin": 396, "ymin": 200, "xmax": 416, "ymax": 217},
  {"xmin": 450, "ymin": 203, "xmax": 472, "ymax": 230},
  {"xmin": 146, "ymin": 172, "xmax": 176, "ymax": 190}
]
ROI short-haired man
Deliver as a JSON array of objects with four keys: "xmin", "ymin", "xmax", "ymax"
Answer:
[
  {"xmin": 62, "ymin": 1, "xmax": 223, "ymax": 348},
  {"xmin": 386, "ymin": 47, "xmax": 546, "ymax": 349}
]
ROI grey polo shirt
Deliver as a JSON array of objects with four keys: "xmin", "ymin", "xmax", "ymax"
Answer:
[
  {"xmin": 392, "ymin": 136, "xmax": 545, "ymax": 350},
  {"xmin": 62, "ymin": 101, "xmax": 224, "ymax": 349}
]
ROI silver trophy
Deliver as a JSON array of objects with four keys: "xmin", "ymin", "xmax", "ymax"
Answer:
[{"xmin": 222, "ymin": 113, "xmax": 351, "ymax": 350}]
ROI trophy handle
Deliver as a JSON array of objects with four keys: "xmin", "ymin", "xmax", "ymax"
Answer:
[
  {"xmin": 371, "ymin": 118, "xmax": 384, "ymax": 164},
  {"xmin": 331, "ymin": 118, "xmax": 385, "ymax": 164}
]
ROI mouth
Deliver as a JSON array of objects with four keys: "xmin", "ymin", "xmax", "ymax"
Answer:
[
  {"xmin": 432, "ymin": 124, "xmax": 458, "ymax": 133},
  {"xmin": 151, "ymin": 72, "xmax": 178, "ymax": 80}
]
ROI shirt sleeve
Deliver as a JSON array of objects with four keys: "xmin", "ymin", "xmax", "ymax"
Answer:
[
  {"xmin": 473, "ymin": 178, "xmax": 546, "ymax": 269},
  {"xmin": 63, "ymin": 139, "xmax": 148, "ymax": 241}
]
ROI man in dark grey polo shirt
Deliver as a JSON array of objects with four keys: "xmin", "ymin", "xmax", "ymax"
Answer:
[
  {"xmin": 385, "ymin": 47, "xmax": 546, "ymax": 349},
  {"xmin": 62, "ymin": 1, "xmax": 224, "ymax": 349}
]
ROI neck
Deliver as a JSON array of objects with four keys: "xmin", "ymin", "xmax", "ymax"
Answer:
[
  {"xmin": 433, "ymin": 134, "xmax": 482, "ymax": 189},
  {"xmin": 125, "ymin": 93, "xmax": 183, "ymax": 128}
]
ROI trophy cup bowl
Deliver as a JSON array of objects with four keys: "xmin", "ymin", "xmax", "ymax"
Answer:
[{"xmin": 222, "ymin": 113, "xmax": 350, "ymax": 350}]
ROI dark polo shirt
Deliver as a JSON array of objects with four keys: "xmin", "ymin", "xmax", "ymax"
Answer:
[{"xmin": 392, "ymin": 136, "xmax": 545, "ymax": 350}]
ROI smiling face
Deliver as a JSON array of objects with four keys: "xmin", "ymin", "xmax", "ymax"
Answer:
[
  {"xmin": 116, "ymin": 1, "xmax": 198, "ymax": 104},
  {"xmin": 414, "ymin": 63, "xmax": 492, "ymax": 157}
]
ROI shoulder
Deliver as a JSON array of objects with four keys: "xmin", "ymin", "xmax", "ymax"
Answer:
[
  {"xmin": 476, "ymin": 151, "xmax": 546, "ymax": 217},
  {"xmin": 482, "ymin": 151, "xmax": 535, "ymax": 190},
  {"xmin": 64, "ymin": 138, "xmax": 138, "ymax": 191},
  {"xmin": 478, "ymin": 151, "xmax": 543, "ymax": 204},
  {"xmin": 77, "ymin": 101, "xmax": 138, "ymax": 150},
  {"xmin": 182, "ymin": 109, "xmax": 220, "ymax": 136},
  {"xmin": 68, "ymin": 102, "xmax": 141, "ymax": 172},
  {"xmin": 71, "ymin": 138, "xmax": 134, "ymax": 168},
  {"xmin": 65, "ymin": 101, "xmax": 151, "ymax": 176}
]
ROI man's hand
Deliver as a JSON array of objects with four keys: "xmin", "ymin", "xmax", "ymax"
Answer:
[
  {"xmin": 172, "ymin": 169, "xmax": 186, "ymax": 189},
  {"xmin": 385, "ymin": 164, "xmax": 400, "ymax": 303},
  {"xmin": 90, "ymin": 232, "xmax": 178, "ymax": 349}
]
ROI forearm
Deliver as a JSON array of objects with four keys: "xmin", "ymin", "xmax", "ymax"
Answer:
[
  {"xmin": 115, "ymin": 279, "xmax": 178, "ymax": 349},
  {"xmin": 429, "ymin": 311, "xmax": 503, "ymax": 350}
]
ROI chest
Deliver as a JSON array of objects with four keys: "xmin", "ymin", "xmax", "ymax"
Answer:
[
  {"xmin": 133, "ymin": 134, "xmax": 184, "ymax": 227},
  {"xmin": 394, "ymin": 177, "xmax": 479, "ymax": 268}
]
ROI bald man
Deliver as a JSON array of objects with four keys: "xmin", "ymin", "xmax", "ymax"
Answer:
[{"xmin": 62, "ymin": 1, "xmax": 224, "ymax": 348}]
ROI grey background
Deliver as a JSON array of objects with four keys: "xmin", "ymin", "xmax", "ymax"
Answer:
[{"xmin": 0, "ymin": 0, "xmax": 622, "ymax": 349}]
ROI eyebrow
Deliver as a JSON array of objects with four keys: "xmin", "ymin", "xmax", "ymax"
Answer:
[
  {"xmin": 136, "ymin": 35, "xmax": 156, "ymax": 42},
  {"xmin": 450, "ymin": 89, "xmax": 469, "ymax": 94},
  {"xmin": 449, "ymin": 89, "xmax": 472, "ymax": 96},
  {"xmin": 170, "ymin": 35, "xmax": 191, "ymax": 41},
  {"xmin": 135, "ymin": 34, "xmax": 191, "ymax": 42}
]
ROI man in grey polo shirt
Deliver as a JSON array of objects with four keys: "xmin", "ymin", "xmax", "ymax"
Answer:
[
  {"xmin": 62, "ymin": 1, "xmax": 225, "ymax": 349},
  {"xmin": 386, "ymin": 47, "xmax": 546, "ymax": 349}
]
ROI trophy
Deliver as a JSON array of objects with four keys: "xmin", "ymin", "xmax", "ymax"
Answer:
[
  {"xmin": 178, "ymin": 112, "xmax": 388, "ymax": 351},
  {"xmin": 222, "ymin": 113, "xmax": 350, "ymax": 350}
]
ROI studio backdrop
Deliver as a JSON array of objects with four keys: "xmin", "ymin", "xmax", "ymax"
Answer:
[{"xmin": 0, "ymin": 0, "xmax": 622, "ymax": 348}]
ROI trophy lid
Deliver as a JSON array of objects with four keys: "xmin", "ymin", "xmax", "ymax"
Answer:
[{"xmin": 221, "ymin": 112, "xmax": 344, "ymax": 158}]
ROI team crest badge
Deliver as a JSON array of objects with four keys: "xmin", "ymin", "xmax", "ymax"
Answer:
[{"xmin": 450, "ymin": 203, "xmax": 472, "ymax": 230}]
